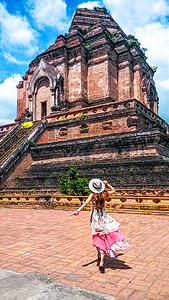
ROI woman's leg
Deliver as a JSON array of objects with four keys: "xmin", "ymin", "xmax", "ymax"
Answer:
[
  {"xmin": 100, "ymin": 253, "xmax": 105, "ymax": 267},
  {"xmin": 97, "ymin": 248, "xmax": 101, "ymax": 265},
  {"xmin": 97, "ymin": 248, "xmax": 101, "ymax": 259},
  {"xmin": 99, "ymin": 253, "xmax": 105, "ymax": 273}
]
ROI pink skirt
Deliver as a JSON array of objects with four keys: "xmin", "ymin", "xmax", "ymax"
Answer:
[
  {"xmin": 91, "ymin": 208, "xmax": 129, "ymax": 257},
  {"xmin": 93, "ymin": 230, "xmax": 125, "ymax": 251}
]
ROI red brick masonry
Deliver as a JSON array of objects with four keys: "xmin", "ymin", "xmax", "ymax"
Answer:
[{"xmin": 0, "ymin": 208, "xmax": 169, "ymax": 299}]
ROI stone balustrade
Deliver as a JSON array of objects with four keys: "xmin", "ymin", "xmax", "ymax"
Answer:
[
  {"xmin": 0, "ymin": 191, "xmax": 169, "ymax": 214},
  {"xmin": 0, "ymin": 123, "xmax": 16, "ymax": 139}
]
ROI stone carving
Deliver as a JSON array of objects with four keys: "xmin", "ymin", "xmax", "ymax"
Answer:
[
  {"xmin": 79, "ymin": 123, "xmax": 89, "ymax": 133},
  {"xmin": 102, "ymin": 121, "xmax": 112, "ymax": 130},
  {"xmin": 27, "ymin": 59, "xmax": 59, "ymax": 95},
  {"xmin": 27, "ymin": 58, "xmax": 64, "ymax": 118},
  {"xmin": 127, "ymin": 115, "xmax": 139, "ymax": 128},
  {"xmin": 59, "ymin": 127, "xmax": 68, "ymax": 136}
]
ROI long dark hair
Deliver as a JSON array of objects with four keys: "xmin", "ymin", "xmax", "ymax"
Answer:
[{"xmin": 93, "ymin": 190, "xmax": 110, "ymax": 211}]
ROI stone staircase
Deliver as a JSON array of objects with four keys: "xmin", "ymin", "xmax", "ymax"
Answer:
[{"xmin": 0, "ymin": 119, "xmax": 47, "ymax": 179}]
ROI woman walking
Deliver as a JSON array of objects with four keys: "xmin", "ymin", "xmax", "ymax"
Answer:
[{"xmin": 73, "ymin": 179, "xmax": 129, "ymax": 273}]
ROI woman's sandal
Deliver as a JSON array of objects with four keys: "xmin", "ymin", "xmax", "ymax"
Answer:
[{"xmin": 99, "ymin": 265, "xmax": 105, "ymax": 273}]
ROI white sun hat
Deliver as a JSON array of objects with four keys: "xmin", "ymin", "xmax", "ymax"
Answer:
[{"xmin": 89, "ymin": 178, "xmax": 105, "ymax": 193}]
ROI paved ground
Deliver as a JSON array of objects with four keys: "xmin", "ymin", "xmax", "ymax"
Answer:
[
  {"xmin": 0, "ymin": 208, "xmax": 169, "ymax": 300},
  {"xmin": 0, "ymin": 269, "xmax": 114, "ymax": 300}
]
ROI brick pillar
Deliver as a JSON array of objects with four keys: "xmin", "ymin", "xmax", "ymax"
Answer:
[
  {"xmin": 32, "ymin": 93, "xmax": 36, "ymax": 121},
  {"xmin": 133, "ymin": 63, "xmax": 142, "ymax": 102},
  {"xmin": 50, "ymin": 88, "xmax": 55, "ymax": 107},
  {"xmin": 68, "ymin": 50, "xmax": 87, "ymax": 107},
  {"xmin": 56, "ymin": 60, "xmax": 69, "ymax": 104},
  {"xmin": 108, "ymin": 57, "xmax": 118, "ymax": 101},
  {"xmin": 118, "ymin": 53, "xmax": 133, "ymax": 101},
  {"xmin": 88, "ymin": 59, "xmax": 109, "ymax": 101},
  {"xmin": 28, "ymin": 96, "xmax": 33, "ymax": 114},
  {"xmin": 17, "ymin": 81, "xmax": 27, "ymax": 119}
]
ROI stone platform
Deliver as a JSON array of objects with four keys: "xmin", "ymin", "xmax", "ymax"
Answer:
[{"xmin": 0, "ymin": 208, "xmax": 169, "ymax": 299}]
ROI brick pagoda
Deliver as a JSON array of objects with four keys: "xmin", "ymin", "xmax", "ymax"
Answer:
[{"xmin": 0, "ymin": 7, "xmax": 169, "ymax": 191}]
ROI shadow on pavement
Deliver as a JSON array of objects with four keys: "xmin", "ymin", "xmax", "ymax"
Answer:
[{"xmin": 82, "ymin": 253, "xmax": 132, "ymax": 270}]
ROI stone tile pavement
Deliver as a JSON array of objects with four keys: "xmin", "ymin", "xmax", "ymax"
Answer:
[{"xmin": 0, "ymin": 208, "xmax": 169, "ymax": 299}]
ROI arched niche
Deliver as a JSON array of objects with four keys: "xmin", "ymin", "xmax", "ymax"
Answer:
[
  {"xmin": 35, "ymin": 77, "xmax": 50, "ymax": 120},
  {"xmin": 27, "ymin": 58, "xmax": 64, "ymax": 120},
  {"xmin": 141, "ymin": 73, "xmax": 158, "ymax": 113}
]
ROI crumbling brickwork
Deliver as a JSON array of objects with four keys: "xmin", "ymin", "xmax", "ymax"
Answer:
[
  {"xmin": 16, "ymin": 7, "xmax": 159, "ymax": 121},
  {"xmin": 1, "ymin": 7, "xmax": 168, "ymax": 190}
]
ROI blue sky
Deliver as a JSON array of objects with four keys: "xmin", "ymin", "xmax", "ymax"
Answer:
[{"xmin": 0, "ymin": 0, "xmax": 169, "ymax": 125}]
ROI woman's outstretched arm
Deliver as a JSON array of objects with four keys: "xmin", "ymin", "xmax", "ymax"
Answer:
[
  {"xmin": 73, "ymin": 193, "xmax": 94, "ymax": 215},
  {"xmin": 103, "ymin": 180, "xmax": 116, "ymax": 195}
]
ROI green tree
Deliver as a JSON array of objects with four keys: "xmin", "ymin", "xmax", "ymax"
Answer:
[{"xmin": 60, "ymin": 167, "xmax": 89, "ymax": 203}]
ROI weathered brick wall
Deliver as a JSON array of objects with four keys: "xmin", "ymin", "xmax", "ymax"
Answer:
[
  {"xmin": 88, "ymin": 61, "xmax": 109, "ymax": 100},
  {"xmin": 17, "ymin": 81, "xmax": 28, "ymax": 119},
  {"xmin": 36, "ymin": 116, "xmax": 130, "ymax": 144},
  {"xmin": 68, "ymin": 62, "xmax": 82, "ymax": 101},
  {"xmin": 15, "ymin": 7, "xmax": 159, "ymax": 120},
  {"xmin": 118, "ymin": 54, "xmax": 134, "ymax": 101},
  {"xmin": 1, "ymin": 152, "xmax": 33, "ymax": 188},
  {"xmin": 15, "ymin": 154, "xmax": 169, "ymax": 190},
  {"xmin": 67, "ymin": 60, "xmax": 88, "ymax": 104}
]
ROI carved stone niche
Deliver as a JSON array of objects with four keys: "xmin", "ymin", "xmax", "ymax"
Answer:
[
  {"xmin": 59, "ymin": 127, "xmax": 68, "ymax": 136},
  {"xmin": 102, "ymin": 121, "xmax": 112, "ymax": 130},
  {"xmin": 79, "ymin": 123, "xmax": 89, "ymax": 133},
  {"xmin": 127, "ymin": 116, "xmax": 139, "ymax": 128}
]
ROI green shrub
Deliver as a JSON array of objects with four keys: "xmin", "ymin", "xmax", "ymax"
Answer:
[{"xmin": 60, "ymin": 167, "xmax": 89, "ymax": 202}]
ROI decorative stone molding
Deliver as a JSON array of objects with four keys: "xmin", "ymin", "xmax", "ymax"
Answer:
[
  {"xmin": 79, "ymin": 123, "xmax": 89, "ymax": 133},
  {"xmin": 27, "ymin": 58, "xmax": 64, "ymax": 119},
  {"xmin": 127, "ymin": 116, "xmax": 140, "ymax": 128},
  {"xmin": 102, "ymin": 121, "xmax": 112, "ymax": 130},
  {"xmin": 59, "ymin": 127, "xmax": 68, "ymax": 136},
  {"xmin": 27, "ymin": 59, "xmax": 60, "ymax": 95},
  {"xmin": 30, "ymin": 129, "xmax": 169, "ymax": 161}
]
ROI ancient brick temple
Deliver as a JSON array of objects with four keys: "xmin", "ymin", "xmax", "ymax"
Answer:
[
  {"xmin": 0, "ymin": 7, "xmax": 169, "ymax": 190},
  {"xmin": 17, "ymin": 7, "xmax": 159, "ymax": 119}
]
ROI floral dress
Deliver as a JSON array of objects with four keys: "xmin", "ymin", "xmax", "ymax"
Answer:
[{"xmin": 91, "ymin": 205, "xmax": 129, "ymax": 257}]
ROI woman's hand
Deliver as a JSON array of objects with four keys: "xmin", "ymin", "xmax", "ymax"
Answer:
[
  {"xmin": 73, "ymin": 210, "xmax": 79, "ymax": 216},
  {"xmin": 103, "ymin": 180, "xmax": 116, "ymax": 194}
]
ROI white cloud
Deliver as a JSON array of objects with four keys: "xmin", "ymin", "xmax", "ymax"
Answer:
[
  {"xmin": 25, "ymin": 46, "xmax": 39, "ymax": 57},
  {"xmin": 78, "ymin": 1, "xmax": 101, "ymax": 9},
  {"xmin": 158, "ymin": 79, "xmax": 169, "ymax": 90},
  {"xmin": 0, "ymin": 3, "xmax": 37, "ymax": 48},
  {"xmin": 30, "ymin": 0, "xmax": 69, "ymax": 31},
  {"xmin": 3, "ymin": 52, "xmax": 28, "ymax": 65},
  {"xmin": 0, "ymin": 74, "xmax": 22, "ymax": 102},
  {"xmin": 0, "ymin": 74, "xmax": 22, "ymax": 125},
  {"xmin": 135, "ymin": 22, "xmax": 169, "ymax": 66},
  {"xmin": 102, "ymin": 0, "xmax": 169, "ymax": 33}
]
